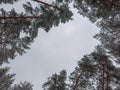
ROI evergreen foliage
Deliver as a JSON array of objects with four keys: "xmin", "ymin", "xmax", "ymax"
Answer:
[
  {"xmin": 0, "ymin": 0, "xmax": 120, "ymax": 90},
  {"xmin": 0, "ymin": 67, "xmax": 15, "ymax": 90},
  {"xmin": 73, "ymin": 0, "xmax": 120, "ymax": 63},
  {"xmin": 11, "ymin": 81, "xmax": 33, "ymax": 90},
  {"xmin": 0, "ymin": 0, "xmax": 19, "ymax": 4},
  {"xmin": 69, "ymin": 46, "xmax": 120, "ymax": 90},
  {"xmin": 42, "ymin": 70, "xmax": 67, "ymax": 90},
  {"xmin": 0, "ymin": 0, "xmax": 73, "ymax": 63},
  {"xmin": 43, "ymin": 46, "xmax": 120, "ymax": 90},
  {"xmin": 0, "ymin": 66, "xmax": 33, "ymax": 90}
]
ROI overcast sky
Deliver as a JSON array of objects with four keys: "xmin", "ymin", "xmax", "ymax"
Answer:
[{"xmin": 1, "ymin": 1, "xmax": 100, "ymax": 90}]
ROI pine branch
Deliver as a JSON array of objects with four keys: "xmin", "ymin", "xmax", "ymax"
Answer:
[
  {"xmin": 0, "ymin": 16, "xmax": 40, "ymax": 19},
  {"xmin": 0, "ymin": 0, "xmax": 62, "ymax": 19},
  {"xmin": 33, "ymin": 0, "xmax": 61, "ymax": 11}
]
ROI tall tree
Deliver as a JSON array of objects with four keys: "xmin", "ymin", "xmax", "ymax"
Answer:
[
  {"xmin": 69, "ymin": 55, "xmax": 98, "ymax": 90},
  {"xmin": 0, "ymin": 0, "xmax": 73, "ymax": 63},
  {"xmin": 69, "ymin": 46, "xmax": 120, "ymax": 90},
  {"xmin": 42, "ymin": 70, "xmax": 68, "ymax": 90},
  {"xmin": 73, "ymin": 0, "xmax": 120, "ymax": 63},
  {"xmin": 1, "ymin": 1, "xmax": 120, "ymax": 89}
]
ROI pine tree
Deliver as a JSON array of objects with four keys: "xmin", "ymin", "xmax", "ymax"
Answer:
[
  {"xmin": 0, "ymin": 0, "xmax": 73, "ymax": 63},
  {"xmin": 73, "ymin": 0, "xmax": 120, "ymax": 63},
  {"xmin": 69, "ymin": 55, "xmax": 98, "ymax": 90},
  {"xmin": 69, "ymin": 46, "xmax": 120, "ymax": 90},
  {"xmin": 0, "ymin": 1, "xmax": 72, "ymax": 90},
  {"xmin": 11, "ymin": 81, "xmax": 33, "ymax": 90},
  {"xmin": 1, "ymin": 1, "xmax": 120, "ymax": 90},
  {"xmin": 42, "ymin": 70, "xmax": 68, "ymax": 90},
  {"xmin": 73, "ymin": 0, "xmax": 120, "ymax": 23},
  {"xmin": 0, "ymin": 67, "xmax": 15, "ymax": 90},
  {"xmin": 0, "ymin": 66, "xmax": 33, "ymax": 90}
]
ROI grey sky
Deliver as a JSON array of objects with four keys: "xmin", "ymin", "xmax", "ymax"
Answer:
[
  {"xmin": 1, "ymin": 1, "xmax": 100, "ymax": 90},
  {"xmin": 7, "ymin": 15, "xmax": 99, "ymax": 90}
]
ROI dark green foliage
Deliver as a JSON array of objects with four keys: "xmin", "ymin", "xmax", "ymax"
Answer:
[
  {"xmin": 1, "ymin": 0, "xmax": 120, "ymax": 90},
  {"xmin": 69, "ymin": 46, "xmax": 120, "ymax": 90},
  {"xmin": 32, "ymin": 0, "xmax": 73, "ymax": 32},
  {"xmin": 0, "ymin": 67, "xmax": 15, "ymax": 90},
  {"xmin": 11, "ymin": 81, "xmax": 33, "ymax": 90},
  {"xmin": 0, "ymin": 67, "xmax": 33, "ymax": 90},
  {"xmin": 0, "ymin": 0, "xmax": 19, "ymax": 4},
  {"xmin": 0, "ymin": 1, "xmax": 73, "ymax": 89},
  {"xmin": 69, "ymin": 55, "xmax": 97, "ymax": 90},
  {"xmin": 73, "ymin": 0, "xmax": 120, "ymax": 23},
  {"xmin": 73, "ymin": 0, "xmax": 120, "ymax": 63},
  {"xmin": 0, "ymin": 0, "xmax": 73, "ymax": 64},
  {"xmin": 0, "ymin": 9, "xmax": 33, "ymax": 64},
  {"xmin": 90, "ymin": 46, "xmax": 120, "ymax": 90},
  {"xmin": 42, "ymin": 70, "xmax": 67, "ymax": 90}
]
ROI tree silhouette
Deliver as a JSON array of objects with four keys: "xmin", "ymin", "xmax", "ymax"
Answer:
[
  {"xmin": 69, "ymin": 46, "xmax": 120, "ymax": 90},
  {"xmin": 43, "ymin": 46, "xmax": 120, "ymax": 90},
  {"xmin": 0, "ymin": 0, "xmax": 73, "ymax": 64},
  {"xmin": 1, "ymin": 0, "xmax": 120, "ymax": 90},
  {"xmin": 0, "ymin": 0, "xmax": 19, "ymax": 4},
  {"xmin": 0, "ymin": 67, "xmax": 15, "ymax": 90},
  {"xmin": 73, "ymin": 0, "xmax": 120, "ymax": 63},
  {"xmin": 42, "ymin": 70, "xmax": 68, "ymax": 90},
  {"xmin": 11, "ymin": 81, "xmax": 33, "ymax": 90},
  {"xmin": 69, "ymin": 55, "xmax": 97, "ymax": 90},
  {"xmin": 0, "ymin": 1, "xmax": 73, "ymax": 89},
  {"xmin": 0, "ymin": 66, "xmax": 34, "ymax": 90}
]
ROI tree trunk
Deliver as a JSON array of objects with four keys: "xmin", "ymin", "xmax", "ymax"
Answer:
[
  {"xmin": 105, "ymin": 64, "xmax": 109, "ymax": 90},
  {"xmin": 102, "ymin": 64, "xmax": 105, "ymax": 90},
  {"xmin": 73, "ymin": 70, "xmax": 83, "ymax": 90},
  {"xmin": 111, "ymin": 0, "xmax": 117, "ymax": 7}
]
